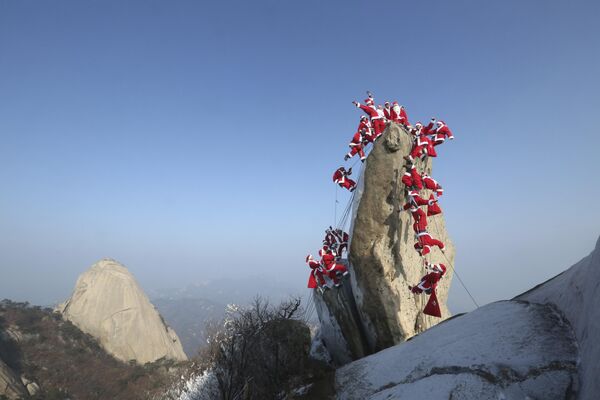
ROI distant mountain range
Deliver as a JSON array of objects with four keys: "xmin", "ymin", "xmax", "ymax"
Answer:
[{"xmin": 150, "ymin": 275, "xmax": 308, "ymax": 357}]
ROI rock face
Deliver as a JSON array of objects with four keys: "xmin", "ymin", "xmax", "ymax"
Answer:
[
  {"xmin": 335, "ymin": 301, "xmax": 578, "ymax": 400},
  {"xmin": 58, "ymin": 258, "xmax": 187, "ymax": 364},
  {"xmin": 0, "ymin": 358, "xmax": 28, "ymax": 400},
  {"xmin": 315, "ymin": 123, "xmax": 454, "ymax": 364},
  {"xmin": 517, "ymin": 236, "xmax": 600, "ymax": 399}
]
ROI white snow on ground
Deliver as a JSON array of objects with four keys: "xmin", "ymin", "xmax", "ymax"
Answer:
[
  {"xmin": 518, "ymin": 236, "xmax": 600, "ymax": 400},
  {"xmin": 335, "ymin": 301, "xmax": 578, "ymax": 400}
]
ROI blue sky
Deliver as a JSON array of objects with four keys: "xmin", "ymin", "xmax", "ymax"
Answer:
[{"xmin": 1, "ymin": 0, "xmax": 599, "ymax": 311}]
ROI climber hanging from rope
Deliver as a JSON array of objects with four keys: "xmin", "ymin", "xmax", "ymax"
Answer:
[
  {"xmin": 318, "ymin": 247, "xmax": 349, "ymax": 288},
  {"xmin": 357, "ymin": 116, "xmax": 375, "ymax": 144},
  {"xmin": 401, "ymin": 164, "xmax": 423, "ymax": 190},
  {"xmin": 306, "ymin": 254, "xmax": 327, "ymax": 292},
  {"xmin": 401, "ymin": 198, "xmax": 428, "ymax": 233},
  {"xmin": 408, "ymin": 261, "xmax": 447, "ymax": 317},
  {"xmin": 414, "ymin": 230, "xmax": 445, "ymax": 256},
  {"xmin": 344, "ymin": 128, "xmax": 367, "ymax": 162},
  {"xmin": 352, "ymin": 91, "xmax": 385, "ymax": 140},
  {"xmin": 332, "ymin": 228, "xmax": 349, "ymax": 258},
  {"xmin": 422, "ymin": 172, "xmax": 444, "ymax": 197},
  {"xmin": 333, "ymin": 166, "xmax": 356, "ymax": 192},
  {"xmin": 404, "ymin": 121, "xmax": 436, "ymax": 163}
]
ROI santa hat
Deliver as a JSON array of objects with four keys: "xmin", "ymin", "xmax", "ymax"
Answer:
[
  {"xmin": 437, "ymin": 120, "xmax": 445, "ymax": 126},
  {"xmin": 434, "ymin": 263, "xmax": 447, "ymax": 275},
  {"xmin": 415, "ymin": 122, "xmax": 423, "ymax": 127},
  {"xmin": 365, "ymin": 98, "xmax": 374, "ymax": 105},
  {"xmin": 306, "ymin": 254, "xmax": 313, "ymax": 263},
  {"xmin": 384, "ymin": 101, "xmax": 390, "ymax": 106},
  {"xmin": 360, "ymin": 115, "xmax": 367, "ymax": 120},
  {"xmin": 392, "ymin": 101, "xmax": 399, "ymax": 105}
]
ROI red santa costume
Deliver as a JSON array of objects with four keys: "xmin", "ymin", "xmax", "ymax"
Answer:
[
  {"xmin": 414, "ymin": 231, "xmax": 445, "ymax": 256},
  {"xmin": 410, "ymin": 263, "xmax": 446, "ymax": 294},
  {"xmin": 407, "ymin": 190, "xmax": 433, "ymax": 207},
  {"xmin": 402, "ymin": 201, "xmax": 428, "ymax": 232},
  {"xmin": 358, "ymin": 116, "xmax": 375, "ymax": 144},
  {"xmin": 323, "ymin": 228, "xmax": 336, "ymax": 248},
  {"xmin": 406, "ymin": 123, "xmax": 434, "ymax": 161},
  {"xmin": 431, "ymin": 120, "xmax": 454, "ymax": 146},
  {"xmin": 333, "ymin": 167, "xmax": 356, "ymax": 192},
  {"xmin": 306, "ymin": 254, "xmax": 326, "ymax": 289},
  {"xmin": 422, "ymin": 173, "xmax": 443, "ymax": 197},
  {"xmin": 333, "ymin": 229, "xmax": 349, "ymax": 256},
  {"xmin": 383, "ymin": 102, "xmax": 392, "ymax": 120},
  {"xmin": 391, "ymin": 102, "xmax": 409, "ymax": 126},
  {"xmin": 427, "ymin": 194, "xmax": 443, "ymax": 216},
  {"xmin": 401, "ymin": 166, "xmax": 423, "ymax": 190},
  {"xmin": 353, "ymin": 97, "xmax": 386, "ymax": 138},
  {"xmin": 321, "ymin": 253, "xmax": 348, "ymax": 286},
  {"xmin": 345, "ymin": 130, "xmax": 366, "ymax": 162},
  {"xmin": 409, "ymin": 263, "xmax": 447, "ymax": 317}
]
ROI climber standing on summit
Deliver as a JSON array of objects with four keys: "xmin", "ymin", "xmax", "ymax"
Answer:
[{"xmin": 352, "ymin": 91, "xmax": 386, "ymax": 140}]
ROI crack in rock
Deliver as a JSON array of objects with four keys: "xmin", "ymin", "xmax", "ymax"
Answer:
[{"xmin": 373, "ymin": 361, "xmax": 578, "ymax": 394}]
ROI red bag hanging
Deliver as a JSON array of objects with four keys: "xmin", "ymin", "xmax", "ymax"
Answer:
[
  {"xmin": 308, "ymin": 273, "xmax": 317, "ymax": 289},
  {"xmin": 427, "ymin": 194, "xmax": 442, "ymax": 216},
  {"xmin": 423, "ymin": 290, "xmax": 442, "ymax": 318}
]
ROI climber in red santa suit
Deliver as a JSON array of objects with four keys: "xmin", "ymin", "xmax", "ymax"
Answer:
[
  {"xmin": 333, "ymin": 167, "xmax": 356, "ymax": 192},
  {"xmin": 306, "ymin": 254, "xmax": 327, "ymax": 290},
  {"xmin": 344, "ymin": 129, "xmax": 367, "ymax": 162},
  {"xmin": 321, "ymin": 252, "xmax": 348, "ymax": 287},
  {"xmin": 323, "ymin": 227, "xmax": 337, "ymax": 248},
  {"xmin": 401, "ymin": 200, "xmax": 428, "ymax": 233},
  {"xmin": 391, "ymin": 102, "xmax": 409, "ymax": 126},
  {"xmin": 409, "ymin": 262, "xmax": 446, "ymax": 317},
  {"xmin": 352, "ymin": 91, "xmax": 386, "ymax": 139},
  {"xmin": 357, "ymin": 116, "xmax": 375, "ymax": 144},
  {"xmin": 422, "ymin": 173, "xmax": 443, "ymax": 197},
  {"xmin": 383, "ymin": 102, "xmax": 393, "ymax": 120},
  {"xmin": 407, "ymin": 189, "xmax": 433, "ymax": 207},
  {"xmin": 401, "ymin": 165, "xmax": 423, "ymax": 190},
  {"xmin": 333, "ymin": 229, "xmax": 349, "ymax": 257},
  {"xmin": 405, "ymin": 122, "xmax": 434, "ymax": 162},
  {"xmin": 414, "ymin": 230, "xmax": 445, "ymax": 256},
  {"xmin": 431, "ymin": 120, "xmax": 455, "ymax": 146},
  {"xmin": 409, "ymin": 262, "xmax": 446, "ymax": 295}
]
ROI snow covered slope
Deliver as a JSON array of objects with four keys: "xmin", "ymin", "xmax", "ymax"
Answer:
[
  {"xmin": 335, "ymin": 301, "xmax": 578, "ymax": 400},
  {"xmin": 517, "ymin": 236, "xmax": 600, "ymax": 400}
]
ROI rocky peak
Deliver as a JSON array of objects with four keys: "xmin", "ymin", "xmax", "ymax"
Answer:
[
  {"xmin": 58, "ymin": 258, "xmax": 187, "ymax": 364},
  {"xmin": 315, "ymin": 123, "xmax": 455, "ymax": 365}
]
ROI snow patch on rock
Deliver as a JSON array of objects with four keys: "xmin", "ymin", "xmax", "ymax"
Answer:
[{"xmin": 335, "ymin": 301, "xmax": 578, "ymax": 400}]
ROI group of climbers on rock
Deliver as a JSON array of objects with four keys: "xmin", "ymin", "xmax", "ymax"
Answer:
[
  {"xmin": 310, "ymin": 90, "xmax": 456, "ymax": 308},
  {"xmin": 334, "ymin": 91, "xmax": 412, "ymax": 192},
  {"xmin": 305, "ymin": 227, "xmax": 350, "ymax": 293},
  {"xmin": 399, "ymin": 115, "xmax": 455, "ymax": 317}
]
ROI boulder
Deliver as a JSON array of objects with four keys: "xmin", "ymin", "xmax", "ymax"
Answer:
[
  {"xmin": 0, "ymin": 358, "xmax": 28, "ymax": 399},
  {"xmin": 517, "ymin": 235, "xmax": 600, "ymax": 399},
  {"xmin": 57, "ymin": 258, "xmax": 187, "ymax": 364},
  {"xmin": 316, "ymin": 123, "xmax": 455, "ymax": 364},
  {"xmin": 335, "ymin": 301, "xmax": 578, "ymax": 400}
]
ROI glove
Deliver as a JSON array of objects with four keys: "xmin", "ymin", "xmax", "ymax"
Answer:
[{"xmin": 352, "ymin": 101, "xmax": 359, "ymax": 106}]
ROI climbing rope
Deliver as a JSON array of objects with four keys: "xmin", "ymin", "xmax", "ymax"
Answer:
[{"xmin": 431, "ymin": 216, "xmax": 480, "ymax": 308}]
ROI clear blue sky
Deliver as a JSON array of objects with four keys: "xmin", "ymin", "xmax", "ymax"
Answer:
[{"xmin": 1, "ymin": 0, "xmax": 599, "ymax": 311}]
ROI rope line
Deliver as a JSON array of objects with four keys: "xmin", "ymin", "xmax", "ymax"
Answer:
[{"xmin": 431, "ymin": 216, "xmax": 480, "ymax": 308}]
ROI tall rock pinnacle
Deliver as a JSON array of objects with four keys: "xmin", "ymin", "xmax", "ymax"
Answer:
[
  {"xmin": 315, "ymin": 123, "xmax": 455, "ymax": 365},
  {"xmin": 58, "ymin": 258, "xmax": 187, "ymax": 364}
]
